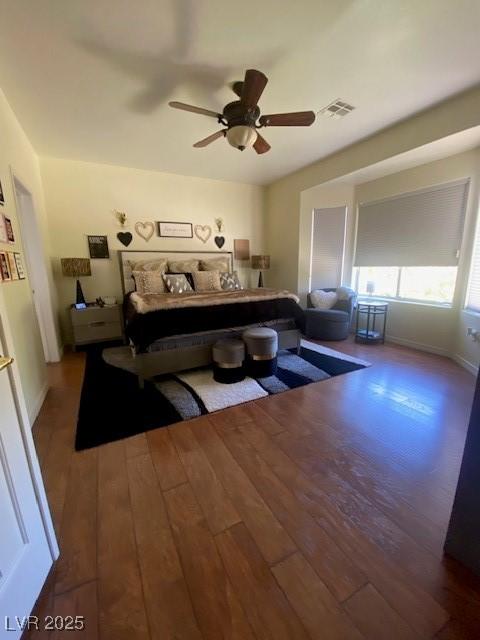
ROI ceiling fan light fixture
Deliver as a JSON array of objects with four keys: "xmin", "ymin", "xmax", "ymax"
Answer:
[{"xmin": 226, "ymin": 125, "xmax": 257, "ymax": 151}]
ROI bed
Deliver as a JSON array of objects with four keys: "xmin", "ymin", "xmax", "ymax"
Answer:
[{"xmin": 119, "ymin": 250, "xmax": 305, "ymax": 381}]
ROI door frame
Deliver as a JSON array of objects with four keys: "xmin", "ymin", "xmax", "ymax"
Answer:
[
  {"xmin": 0, "ymin": 250, "xmax": 58, "ymax": 562},
  {"xmin": 10, "ymin": 168, "xmax": 61, "ymax": 363}
]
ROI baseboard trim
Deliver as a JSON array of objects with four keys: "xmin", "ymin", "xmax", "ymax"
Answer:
[
  {"xmin": 28, "ymin": 381, "xmax": 49, "ymax": 427},
  {"xmin": 452, "ymin": 354, "xmax": 479, "ymax": 376},
  {"xmin": 385, "ymin": 334, "xmax": 449, "ymax": 356}
]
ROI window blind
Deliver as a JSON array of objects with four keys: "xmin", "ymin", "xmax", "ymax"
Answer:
[
  {"xmin": 355, "ymin": 179, "xmax": 469, "ymax": 267},
  {"xmin": 310, "ymin": 206, "xmax": 346, "ymax": 290},
  {"xmin": 466, "ymin": 218, "xmax": 480, "ymax": 313}
]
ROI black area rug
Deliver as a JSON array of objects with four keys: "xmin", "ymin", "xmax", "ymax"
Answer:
[{"xmin": 75, "ymin": 341, "xmax": 369, "ymax": 451}]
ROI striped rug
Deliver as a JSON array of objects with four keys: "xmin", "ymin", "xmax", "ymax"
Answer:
[{"xmin": 75, "ymin": 340, "xmax": 370, "ymax": 450}]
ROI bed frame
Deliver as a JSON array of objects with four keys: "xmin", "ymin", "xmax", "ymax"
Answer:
[{"xmin": 118, "ymin": 250, "xmax": 302, "ymax": 383}]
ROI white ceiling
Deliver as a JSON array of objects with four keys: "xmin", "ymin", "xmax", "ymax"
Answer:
[{"xmin": 0, "ymin": 0, "xmax": 479, "ymax": 185}]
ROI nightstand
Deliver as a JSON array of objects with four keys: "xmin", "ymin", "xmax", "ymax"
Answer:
[{"xmin": 70, "ymin": 304, "xmax": 124, "ymax": 348}]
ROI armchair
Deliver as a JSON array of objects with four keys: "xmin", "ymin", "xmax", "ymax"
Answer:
[{"xmin": 305, "ymin": 287, "xmax": 357, "ymax": 341}]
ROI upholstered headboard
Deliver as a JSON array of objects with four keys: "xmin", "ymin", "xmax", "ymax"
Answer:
[{"xmin": 119, "ymin": 250, "xmax": 233, "ymax": 294}]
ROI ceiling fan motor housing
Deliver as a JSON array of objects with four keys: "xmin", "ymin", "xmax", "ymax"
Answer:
[{"xmin": 223, "ymin": 101, "xmax": 260, "ymax": 128}]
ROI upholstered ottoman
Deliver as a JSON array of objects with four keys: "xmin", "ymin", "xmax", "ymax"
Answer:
[
  {"xmin": 242, "ymin": 327, "xmax": 278, "ymax": 377},
  {"xmin": 212, "ymin": 338, "xmax": 246, "ymax": 383}
]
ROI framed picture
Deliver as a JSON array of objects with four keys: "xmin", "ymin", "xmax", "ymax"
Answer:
[
  {"xmin": 14, "ymin": 252, "xmax": 25, "ymax": 279},
  {"xmin": 0, "ymin": 251, "xmax": 11, "ymax": 281},
  {"xmin": 7, "ymin": 252, "xmax": 18, "ymax": 280},
  {"xmin": 157, "ymin": 221, "xmax": 193, "ymax": 238},
  {"xmin": 0, "ymin": 180, "xmax": 4, "ymax": 206},
  {"xmin": 88, "ymin": 235, "xmax": 110, "ymax": 259},
  {"xmin": 4, "ymin": 216, "xmax": 14, "ymax": 243},
  {"xmin": 0, "ymin": 214, "xmax": 7, "ymax": 243}
]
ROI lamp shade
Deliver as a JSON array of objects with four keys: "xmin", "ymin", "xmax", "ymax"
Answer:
[
  {"xmin": 226, "ymin": 126, "xmax": 258, "ymax": 151},
  {"xmin": 251, "ymin": 255, "xmax": 270, "ymax": 270},
  {"xmin": 61, "ymin": 258, "xmax": 91, "ymax": 277}
]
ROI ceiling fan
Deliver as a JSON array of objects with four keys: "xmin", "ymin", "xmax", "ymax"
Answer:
[{"xmin": 169, "ymin": 69, "xmax": 316, "ymax": 154}]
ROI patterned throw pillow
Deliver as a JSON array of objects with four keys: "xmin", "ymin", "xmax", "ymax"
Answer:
[
  {"xmin": 128, "ymin": 258, "xmax": 168, "ymax": 272},
  {"xmin": 133, "ymin": 270, "xmax": 167, "ymax": 294},
  {"xmin": 163, "ymin": 273, "xmax": 193, "ymax": 294},
  {"xmin": 167, "ymin": 259, "xmax": 200, "ymax": 273},
  {"xmin": 310, "ymin": 290, "xmax": 338, "ymax": 309},
  {"xmin": 200, "ymin": 257, "xmax": 230, "ymax": 272},
  {"xmin": 220, "ymin": 271, "xmax": 242, "ymax": 290},
  {"xmin": 191, "ymin": 270, "xmax": 222, "ymax": 292}
]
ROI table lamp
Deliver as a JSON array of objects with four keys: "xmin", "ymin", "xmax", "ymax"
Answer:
[
  {"xmin": 251, "ymin": 255, "xmax": 270, "ymax": 287},
  {"xmin": 61, "ymin": 258, "xmax": 91, "ymax": 305}
]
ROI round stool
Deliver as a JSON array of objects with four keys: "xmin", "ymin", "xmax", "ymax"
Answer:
[
  {"xmin": 242, "ymin": 327, "xmax": 278, "ymax": 377},
  {"xmin": 212, "ymin": 338, "xmax": 245, "ymax": 384}
]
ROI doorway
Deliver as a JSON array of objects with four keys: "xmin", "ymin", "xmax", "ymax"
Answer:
[{"xmin": 12, "ymin": 173, "xmax": 60, "ymax": 363}]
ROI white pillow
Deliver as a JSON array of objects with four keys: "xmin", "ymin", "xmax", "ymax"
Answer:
[{"xmin": 310, "ymin": 290, "xmax": 338, "ymax": 309}]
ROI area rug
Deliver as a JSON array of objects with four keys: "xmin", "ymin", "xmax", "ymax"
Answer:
[{"xmin": 75, "ymin": 340, "xmax": 370, "ymax": 451}]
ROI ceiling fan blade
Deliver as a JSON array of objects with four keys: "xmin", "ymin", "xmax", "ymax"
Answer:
[
  {"xmin": 253, "ymin": 133, "xmax": 271, "ymax": 154},
  {"xmin": 241, "ymin": 69, "xmax": 268, "ymax": 108},
  {"xmin": 259, "ymin": 111, "xmax": 316, "ymax": 127},
  {"xmin": 169, "ymin": 101, "xmax": 221, "ymax": 119},
  {"xmin": 193, "ymin": 130, "xmax": 226, "ymax": 148}
]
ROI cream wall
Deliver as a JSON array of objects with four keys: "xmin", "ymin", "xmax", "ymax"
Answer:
[
  {"xmin": 266, "ymin": 86, "xmax": 480, "ymax": 292},
  {"xmin": 0, "ymin": 90, "xmax": 56, "ymax": 422},
  {"xmin": 354, "ymin": 149, "xmax": 480, "ymax": 365},
  {"xmin": 40, "ymin": 157, "xmax": 265, "ymax": 342}
]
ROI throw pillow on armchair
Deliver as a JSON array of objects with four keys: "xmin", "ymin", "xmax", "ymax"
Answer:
[{"xmin": 310, "ymin": 289, "xmax": 338, "ymax": 309}]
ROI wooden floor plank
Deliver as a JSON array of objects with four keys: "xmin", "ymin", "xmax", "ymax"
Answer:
[
  {"xmin": 97, "ymin": 440, "xmax": 150, "ymax": 640},
  {"xmin": 343, "ymin": 583, "xmax": 421, "ymax": 640},
  {"xmin": 125, "ymin": 433, "xmax": 149, "ymax": 459},
  {"xmin": 235, "ymin": 417, "xmax": 450, "ymax": 637},
  {"xmin": 169, "ymin": 420, "xmax": 241, "ymax": 534},
  {"xmin": 213, "ymin": 421, "xmax": 366, "ymax": 601},
  {"xmin": 272, "ymin": 552, "xmax": 365, "ymax": 640},
  {"xmin": 49, "ymin": 580, "xmax": 98, "ymax": 639},
  {"xmin": 54, "ymin": 447, "xmax": 98, "ymax": 594},
  {"xmin": 164, "ymin": 482, "xmax": 255, "ymax": 640},
  {"xmin": 216, "ymin": 522, "xmax": 310, "ymax": 640},
  {"xmin": 147, "ymin": 427, "xmax": 187, "ymax": 491},
  {"xmin": 192, "ymin": 417, "xmax": 297, "ymax": 566},
  {"xmin": 127, "ymin": 454, "xmax": 202, "ymax": 640}
]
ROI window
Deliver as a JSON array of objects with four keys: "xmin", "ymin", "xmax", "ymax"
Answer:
[
  {"xmin": 354, "ymin": 266, "xmax": 457, "ymax": 305},
  {"xmin": 466, "ymin": 218, "xmax": 480, "ymax": 313},
  {"xmin": 353, "ymin": 179, "xmax": 468, "ymax": 307}
]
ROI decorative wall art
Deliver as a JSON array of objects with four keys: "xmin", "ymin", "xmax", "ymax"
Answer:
[
  {"xmin": 0, "ymin": 214, "xmax": 7, "ymax": 243},
  {"xmin": 115, "ymin": 210, "xmax": 128, "ymax": 227},
  {"xmin": 4, "ymin": 216, "xmax": 14, "ymax": 243},
  {"xmin": 214, "ymin": 236, "xmax": 225, "ymax": 249},
  {"xmin": 7, "ymin": 252, "xmax": 18, "ymax": 280},
  {"xmin": 234, "ymin": 239, "xmax": 250, "ymax": 260},
  {"xmin": 135, "ymin": 221, "xmax": 155, "ymax": 242},
  {"xmin": 88, "ymin": 235, "xmax": 110, "ymax": 259},
  {"xmin": 194, "ymin": 224, "xmax": 212, "ymax": 244},
  {"xmin": 0, "ymin": 180, "xmax": 4, "ymax": 206},
  {"xmin": 0, "ymin": 252, "xmax": 11, "ymax": 281},
  {"xmin": 215, "ymin": 217, "xmax": 224, "ymax": 232},
  {"xmin": 117, "ymin": 231, "xmax": 133, "ymax": 247},
  {"xmin": 14, "ymin": 252, "xmax": 25, "ymax": 279},
  {"xmin": 157, "ymin": 221, "xmax": 193, "ymax": 238}
]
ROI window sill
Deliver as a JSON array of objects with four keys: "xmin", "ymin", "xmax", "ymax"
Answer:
[
  {"xmin": 357, "ymin": 296, "xmax": 453, "ymax": 310},
  {"xmin": 463, "ymin": 308, "xmax": 480, "ymax": 318}
]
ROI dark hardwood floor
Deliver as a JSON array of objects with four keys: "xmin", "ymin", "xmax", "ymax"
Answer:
[{"xmin": 27, "ymin": 338, "xmax": 480, "ymax": 639}]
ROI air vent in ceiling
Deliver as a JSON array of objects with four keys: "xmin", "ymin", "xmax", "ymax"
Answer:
[{"xmin": 319, "ymin": 99, "xmax": 355, "ymax": 119}]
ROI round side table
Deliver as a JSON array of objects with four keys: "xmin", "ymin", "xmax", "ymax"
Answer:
[{"xmin": 355, "ymin": 300, "xmax": 388, "ymax": 344}]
